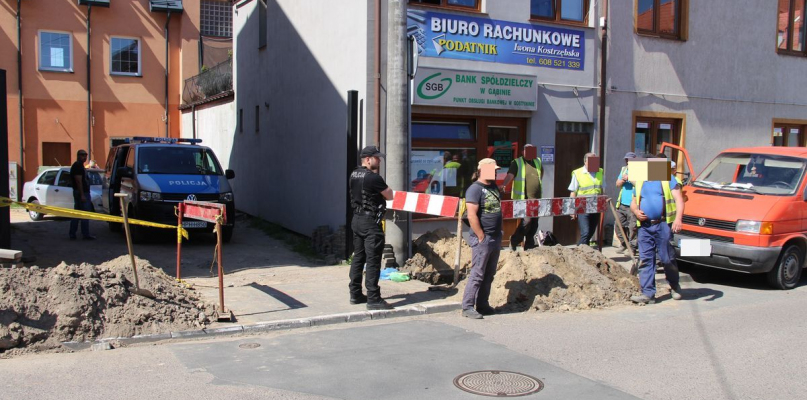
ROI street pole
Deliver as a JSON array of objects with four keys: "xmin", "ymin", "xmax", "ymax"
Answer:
[
  {"xmin": 1, "ymin": 69, "xmax": 10, "ymax": 248},
  {"xmin": 346, "ymin": 90, "xmax": 359, "ymax": 261},
  {"xmin": 385, "ymin": 0, "xmax": 409, "ymax": 267}
]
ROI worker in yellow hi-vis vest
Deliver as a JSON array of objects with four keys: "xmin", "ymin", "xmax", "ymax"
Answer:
[
  {"xmin": 568, "ymin": 152, "xmax": 605, "ymax": 246},
  {"xmin": 502, "ymin": 144, "xmax": 543, "ymax": 251}
]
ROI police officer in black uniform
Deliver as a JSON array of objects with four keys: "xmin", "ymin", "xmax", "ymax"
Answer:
[{"xmin": 349, "ymin": 146, "xmax": 395, "ymax": 310}]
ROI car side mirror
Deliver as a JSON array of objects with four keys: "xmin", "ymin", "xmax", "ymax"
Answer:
[
  {"xmin": 225, "ymin": 169, "xmax": 235, "ymax": 180},
  {"xmin": 117, "ymin": 167, "xmax": 133, "ymax": 178}
]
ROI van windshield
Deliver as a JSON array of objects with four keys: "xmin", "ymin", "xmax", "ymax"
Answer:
[
  {"xmin": 693, "ymin": 153, "xmax": 806, "ymax": 195},
  {"xmin": 137, "ymin": 147, "xmax": 223, "ymax": 175}
]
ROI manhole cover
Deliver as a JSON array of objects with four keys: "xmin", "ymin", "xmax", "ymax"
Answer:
[
  {"xmin": 238, "ymin": 343, "xmax": 261, "ymax": 349},
  {"xmin": 454, "ymin": 371, "xmax": 543, "ymax": 397}
]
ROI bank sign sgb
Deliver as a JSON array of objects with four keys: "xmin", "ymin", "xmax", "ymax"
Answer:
[
  {"xmin": 407, "ymin": 9, "xmax": 585, "ymax": 70},
  {"xmin": 414, "ymin": 67, "xmax": 538, "ymax": 111}
]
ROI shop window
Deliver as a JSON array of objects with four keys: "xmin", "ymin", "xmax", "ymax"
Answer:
[
  {"xmin": 408, "ymin": 0, "xmax": 480, "ymax": 12},
  {"xmin": 773, "ymin": 124, "xmax": 806, "ymax": 147},
  {"xmin": 778, "ymin": 0, "xmax": 807, "ymax": 55},
  {"xmin": 38, "ymin": 31, "xmax": 73, "ymax": 72},
  {"xmin": 636, "ymin": 0, "xmax": 684, "ymax": 39},
  {"xmin": 411, "ymin": 117, "xmax": 525, "ymax": 219},
  {"xmin": 531, "ymin": 0, "xmax": 589, "ymax": 25},
  {"xmin": 110, "ymin": 37, "xmax": 141, "ymax": 76},
  {"xmin": 410, "ymin": 148, "xmax": 476, "ymax": 198},
  {"xmin": 633, "ymin": 118, "xmax": 682, "ymax": 161}
]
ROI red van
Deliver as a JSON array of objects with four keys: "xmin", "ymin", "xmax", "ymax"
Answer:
[{"xmin": 663, "ymin": 143, "xmax": 807, "ymax": 289}]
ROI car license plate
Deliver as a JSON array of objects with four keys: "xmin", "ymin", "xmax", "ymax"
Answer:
[
  {"xmin": 679, "ymin": 239, "xmax": 711, "ymax": 257},
  {"xmin": 182, "ymin": 221, "xmax": 207, "ymax": 228}
]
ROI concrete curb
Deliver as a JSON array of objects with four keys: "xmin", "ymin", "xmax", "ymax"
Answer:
[{"xmin": 62, "ymin": 302, "xmax": 462, "ymax": 350}]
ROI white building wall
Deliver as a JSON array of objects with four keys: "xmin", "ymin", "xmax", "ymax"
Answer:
[
  {"xmin": 232, "ymin": 0, "xmax": 368, "ymax": 236},
  {"xmin": 179, "ymin": 98, "xmax": 236, "ymax": 171}
]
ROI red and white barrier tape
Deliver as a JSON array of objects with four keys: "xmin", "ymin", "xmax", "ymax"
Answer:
[
  {"xmin": 501, "ymin": 196, "xmax": 608, "ymax": 219},
  {"xmin": 386, "ymin": 191, "xmax": 460, "ymax": 218},
  {"xmin": 385, "ymin": 191, "xmax": 608, "ymax": 219}
]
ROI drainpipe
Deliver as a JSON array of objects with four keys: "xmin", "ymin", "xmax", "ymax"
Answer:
[
  {"xmin": 164, "ymin": 11, "xmax": 172, "ymax": 137},
  {"xmin": 374, "ymin": 0, "xmax": 380, "ymax": 146},
  {"xmin": 598, "ymin": 0, "xmax": 608, "ymax": 159},
  {"xmin": 16, "ymin": 0, "xmax": 23, "ymax": 173},
  {"xmin": 191, "ymin": 105, "xmax": 196, "ymax": 139},
  {"xmin": 86, "ymin": 4, "xmax": 92, "ymax": 159}
]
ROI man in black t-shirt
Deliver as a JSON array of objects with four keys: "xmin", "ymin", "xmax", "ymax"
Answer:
[
  {"xmin": 349, "ymin": 146, "xmax": 394, "ymax": 310},
  {"xmin": 69, "ymin": 149, "xmax": 95, "ymax": 240},
  {"xmin": 461, "ymin": 158, "xmax": 503, "ymax": 319}
]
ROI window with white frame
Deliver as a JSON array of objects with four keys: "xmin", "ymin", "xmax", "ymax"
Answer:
[
  {"xmin": 39, "ymin": 31, "xmax": 73, "ymax": 72},
  {"xmin": 110, "ymin": 37, "xmax": 141, "ymax": 76}
]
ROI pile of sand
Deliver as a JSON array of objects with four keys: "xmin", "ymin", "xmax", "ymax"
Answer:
[
  {"xmin": 0, "ymin": 256, "xmax": 213, "ymax": 356},
  {"xmin": 401, "ymin": 231, "xmax": 640, "ymax": 312}
]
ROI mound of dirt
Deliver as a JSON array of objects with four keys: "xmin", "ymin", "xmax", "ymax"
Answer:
[
  {"xmin": 401, "ymin": 232, "xmax": 639, "ymax": 312},
  {"xmin": 0, "ymin": 256, "xmax": 213, "ymax": 356},
  {"xmin": 402, "ymin": 228, "xmax": 472, "ymax": 284}
]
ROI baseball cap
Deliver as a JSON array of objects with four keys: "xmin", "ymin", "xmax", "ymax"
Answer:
[
  {"xmin": 624, "ymin": 152, "xmax": 637, "ymax": 159},
  {"xmin": 477, "ymin": 158, "xmax": 501, "ymax": 169},
  {"xmin": 671, "ymin": 160, "xmax": 677, "ymax": 169},
  {"xmin": 360, "ymin": 146, "xmax": 385, "ymax": 158}
]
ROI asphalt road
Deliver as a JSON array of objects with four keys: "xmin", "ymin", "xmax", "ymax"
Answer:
[{"xmin": 2, "ymin": 264, "xmax": 805, "ymax": 400}]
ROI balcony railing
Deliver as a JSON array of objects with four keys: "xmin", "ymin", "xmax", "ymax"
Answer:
[{"xmin": 182, "ymin": 58, "xmax": 232, "ymax": 105}]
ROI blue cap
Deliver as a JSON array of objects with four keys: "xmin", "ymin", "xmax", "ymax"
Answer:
[{"xmin": 624, "ymin": 152, "xmax": 637, "ymax": 159}]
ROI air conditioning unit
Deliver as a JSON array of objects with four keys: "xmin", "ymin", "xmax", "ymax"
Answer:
[
  {"xmin": 149, "ymin": 0, "xmax": 183, "ymax": 13},
  {"xmin": 78, "ymin": 0, "xmax": 110, "ymax": 7}
]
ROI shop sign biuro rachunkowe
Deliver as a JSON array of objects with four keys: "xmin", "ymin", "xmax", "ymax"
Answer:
[
  {"xmin": 414, "ymin": 67, "xmax": 538, "ymax": 111},
  {"xmin": 407, "ymin": 9, "xmax": 585, "ymax": 70}
]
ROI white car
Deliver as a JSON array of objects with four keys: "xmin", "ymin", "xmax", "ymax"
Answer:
[{"xmin": 22, "ymin": 167, "xmax": 104, "ymax": 221}]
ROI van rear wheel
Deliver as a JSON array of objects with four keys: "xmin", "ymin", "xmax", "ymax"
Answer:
[{"xmin": 767, "ymin": 245, "xmax": 803, "ymax": 290}]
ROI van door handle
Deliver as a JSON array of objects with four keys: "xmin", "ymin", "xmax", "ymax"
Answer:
[{"xmin": 54, "ymin": 189, "xmax": 59, "ymax": 192}]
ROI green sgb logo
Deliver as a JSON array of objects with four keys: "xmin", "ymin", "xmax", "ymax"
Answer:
[{"xmin": 417, "ymin": 72, "xmax": 452, "ymax": 100}]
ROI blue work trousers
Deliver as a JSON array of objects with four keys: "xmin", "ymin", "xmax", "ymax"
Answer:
[{"xmin": 637, "ymin": 221, "xmax": 679, "ymax": 297}]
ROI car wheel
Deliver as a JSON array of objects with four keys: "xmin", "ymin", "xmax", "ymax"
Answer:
[
  {"xmin": 221, "ymin": 225, "xmax": 234, "ymax": 243},
  {"xmin": 767, "ymin": 244, "xmax": 803, "ymax": 290},
  {"xmin": 28, "ymin": 199, "xmax": 44, "ymax": 221}
]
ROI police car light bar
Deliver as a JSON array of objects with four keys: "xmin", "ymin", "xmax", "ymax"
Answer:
[{"xmin": 127, "ymin": 137, "xmax": 203, "ymax": 145}]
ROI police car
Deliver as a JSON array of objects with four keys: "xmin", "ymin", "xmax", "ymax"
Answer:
[{"xmin": 101, "ymin": 137, "xmax": 235, "ymax": 242}]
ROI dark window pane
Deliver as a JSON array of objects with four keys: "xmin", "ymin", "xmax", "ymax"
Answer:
[
  {"xmin": 410, "ymin": 0, "xmax": 441, "ymax": 5},
  {"xmin": 560, "ymin": 0, "xmax": 585, "ymax": 22},
  {"xmin": 447, "ymin": 0, "xmax": 477, "ymax": 7},
  {"xmin": 413, "ymin": 122, "xmax": 474, "ymax": 140},
  {"xmin": 779, "ymin": 0, "xmax": 791, "ymax": 50},
  {"xmin": 531, "ymin": 0, "xmax": 555, "ymax": 18},
  {"xmin": 658, "ymin": 0, "xmax": 678, "ymax": 35},
  {"xmin": 637, "ymin": 0, "xmax": 654, "ymax": 31},
  {"xmin": 793, "ymin": 0, "xmax": 804, "ymax": 51}
]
